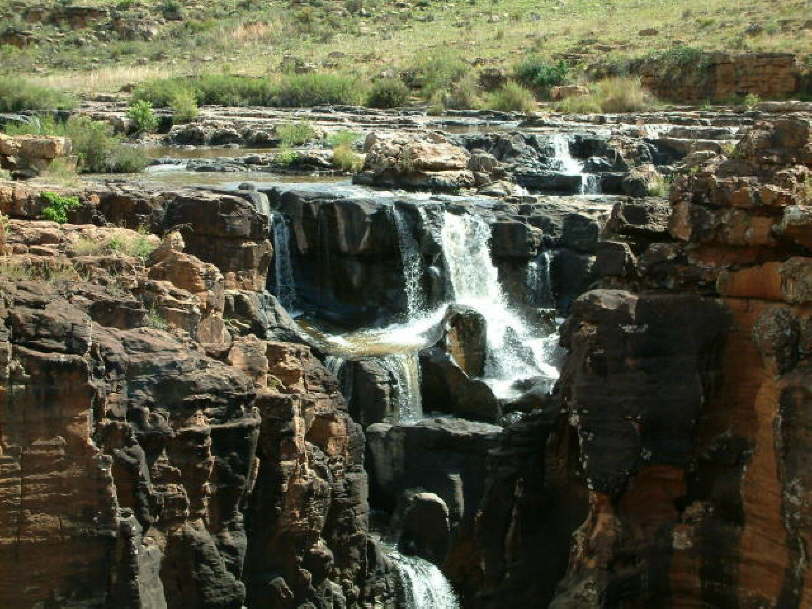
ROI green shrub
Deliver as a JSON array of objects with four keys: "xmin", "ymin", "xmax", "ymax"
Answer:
[
  {"xmin": 0, "ymin": 76, "xmax": 75, "ymax": 112},
  {"xmin": 437, "ymin": 73, "xmax": 481, "ymax": 110},
  {"xmin": 5, "ymin": 116, "xmax": 147, "ymax": 174},
  {"xmin": 366, "ymin": 78, "xmax": 409, "ymax": 108},
  {"xmin": 105, "ymin": 145, "xmax": 149, "ymax": 173},
  {"xmin": 406, "ymin": 50, "xmax": 468, "ymax": 100},
  {"xmin": 514, "ymin": 57, "xmax": 569, "ymax": 96},
  {"xmin": 276, "ymin": 121, "xmax": 316, "ymax": 147},
  {"xmin": 135, "ymin": 74, "xmax": 275, "ymax": 107},
  {"xmin": 332, "ymin": 143, "xmax": 363, "ymax": 172},
  {"xmin": 274, "ymin": 149, "xmax": 299, "ymax": 166},
  {"xmin": 170, "ymin": 90, "xmax": 198, "ymax": 122},
  {"xmin": 134, "ymin": 78, "xmax": 195, "ymax": 107},
  {"xmin": 274, "ymin": 73, "xmax": 361, "ymax": 107},
  {"xmin": 484, "ymin": 81, "xmax": 536, "ymax": 113},
  {"xmin": 127, "ymin": 100, "xmax": 159, "ymax": 133},
  {"xmin": 41, "ymin": 191, "xmax": 82, "ymax": 224}
]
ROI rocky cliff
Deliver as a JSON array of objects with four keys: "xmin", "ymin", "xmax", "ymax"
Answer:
[
  {"xmin": 466, "ymin": 118, "xmax": 812, "ymax": 609},
  {"xmin": 0, "ymin": 191, "xmax": 396, "ymax": 608}
]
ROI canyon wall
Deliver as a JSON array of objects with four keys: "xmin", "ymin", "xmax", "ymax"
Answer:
[{"xmin": 467, "ymin": 118, "xmax": 812, "ymax": 608}]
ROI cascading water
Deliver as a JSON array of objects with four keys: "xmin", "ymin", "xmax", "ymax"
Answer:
[
  {"xmin": 389, "ymin": 548, "xmax": 460, "ymax": 609},
  {"xmin": 441, "ymin": 211, "xmax": 559, "ymax": 397},
  {"xmin": 527, "ymin": 250, "xmax": 555, "ymax": 309},
  {"xmin": 270, "ymin": 213, "xmax": 298, "ymax": 312},
  {"xmin": 381, "ymin": 352, "xmax": 423, "ymax": 422},
  {"xmin": 551, "ymin": 134, "xmax": 600, "ymax": 195},
  {"xmin": 390, "ymin": 204, "xmax": 426, "ymax": 319}
]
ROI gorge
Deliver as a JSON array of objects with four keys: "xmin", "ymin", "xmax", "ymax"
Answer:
[{"xmin": 1, "ymin": 98, "xmax": 811, "ymax": 609}]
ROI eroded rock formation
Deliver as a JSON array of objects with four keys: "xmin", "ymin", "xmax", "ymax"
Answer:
[{"xmin": 466, "ymin": 118, "xmax": 812, "ymax": 609}]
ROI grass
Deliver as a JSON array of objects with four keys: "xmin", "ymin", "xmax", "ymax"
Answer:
[
  {"xmin": 72, "ymin": 229, "xmax": 156, "ymax": 260},
  {"xmin": 326, "ymin": 130, "xmax": 361, "ymax": 148},
  {"xmin": 170, "ymin": 89, "xmax": 199, "ymax": 122},
  {"xmin": 134, "ymin": 72, "xmax": 361, "ymax": 107},
  {"xmin": 332, "ymin": 144, "xmax": 363, "ymax": 172},
  {"xmin": 4, "ymin": 116, "xmax": 148, "ymax": 173},
  {"xmin": 0, "ymin": 76, "xmax": 75, "ymax": 112},
  {"xmin": 484, "ymin": 81, "xmax": 537, "ymax": 113},
  {"xmin": 556, "ymin": 77, "xmax": 657, "ymax": 114},
  {"xmin": 7, "ymin": 0, "xmax": 805, "ymax": 101},
  {"xmin": 276, "ymin": 122, "xmax": 316, "ymax": 147},
  {"xmin": 274, "ymin": 73, "xmax": 361, "ymax": 107},
  {"xmin": 0, "ymin": 258, "xmax": 79, "ymax": 282}
]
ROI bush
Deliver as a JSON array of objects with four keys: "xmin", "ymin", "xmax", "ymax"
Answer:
[
  {"xmin": 41, "ymin": 191, "xmax": 82, "ymax": 224},
  {"xmin": 435, "ymin": 73, "xmax": 481, "ymax": 110},
  {"xmin": 556, "ymin": 77, "xmax": 656, "ymax": 114},
  {"xmin": 105, "ymin": 145, "xmax": 149, "ymax": 173},
  {"xmin": 0, "ymin": 76, "xmax": 75, "ymax": 112},
  {"xmin": 135, "ymin": 74, "xmax": 275, "ymax": 107},
  {"xmin": 127, "ymin": 100, "xmax": 158, "ymax": 133},
  {"xmin": 514, "ymin": 57, "xmax": 569, "ymax": 96},
  {"xmin": 170, "ymin": 90, "xmax": 198, "ymax": 122},
  {"xmin": 484, "ymin": 81, "xmax": 536, "ymax": 113},
  {"xmin": 276, "ymin": 121, "xmax": 316, "ymax": 147},
  {"xmin": 5, "ymin": 116, "xmax": 148, "ymax": 174},
  {"xmin": 274, "ymin": 73, "xmax": 361, "ymax": 107},
  {"xmin": 332, "ymin": 143, "xmax": 363, "ymax": 172},
  {"xmin": 406, "ymin": 50, "xmax": 468, "ymax": 100},
  {"xmin": 366, "ymin": 78, "xmax": 409, "ymax": 108}
]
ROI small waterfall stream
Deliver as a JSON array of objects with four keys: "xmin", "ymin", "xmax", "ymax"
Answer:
[
  {"xmin": 381, "ymin": 352, "xmax": 423, "ymax": 422},
  {"xmin": 551, "ymin": 134, "xmax": 600, "ymax": 195},
  {"xmin": 389, "ymin": 548, "xmax": 460, "ymax": 609},
  {"xmin": 390, "ymin": 204, "xmax": 426, "ymax": 319},
  {"xmin": 440, "ymin": 211, "xmax": 559, "ymax": 397},
  {"xmin": 270, "ymin": 213, "xmax": 298, "ymax": 312}
]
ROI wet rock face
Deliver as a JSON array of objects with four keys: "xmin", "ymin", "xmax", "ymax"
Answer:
[
  {"xmin": 467, "ymin": 117, "xmax": 812, "ymax": 609},
  {"xmin": 269, "ymin": 188, "xmax": 406, "ymax": 327}
]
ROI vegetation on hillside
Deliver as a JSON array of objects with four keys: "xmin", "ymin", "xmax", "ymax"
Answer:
[{"xmin": 0, "ymin": 0, "xmax": 804, "ymax": 99}]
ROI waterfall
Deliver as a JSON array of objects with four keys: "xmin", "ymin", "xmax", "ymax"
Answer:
[
  {"xmin": 440, "ymin": 212, "xmax": 559, "ymax": 397},
  {"xmin": 550, "ymin": 134, "xmax": 599, "ymax": 195},
  {"xmin": 527, "ymin": 250, "xmax": 555, "ymax": 309},
  {"xmin": 390, "ymin": 549, "xmax": 460, "ymax": 609},
  {"xmin": 381, "ymin": 352, "xmax": 423, "ymax": 422},
  {"xmin": 324, "ymin": 355, "xmax": 345, "ymax": 376},
  {"xmin": 390, "ymin": 203, "xmax": 426, "ymax": 319},
  {"xmin": 270, "ymin": 213, "xmax": 298, "ymax": 312}
]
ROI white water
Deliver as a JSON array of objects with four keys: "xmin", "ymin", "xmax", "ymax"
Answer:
[
  {"xmin": 527, "ymin": 250, "xmax": 555, "ymax": 309},
  {"xmin": 390, "ymin": 204, "xmax": 426, "ymax": 318},
  {"xmin": 390, "ymin": 549, "xmax": 460, "ymax": 609},
  {"xmin": 551, "ymin": 134, "xmax": 600, "ymax": 195},
  {"xmin": 381, "ymin": 352, "xmax": 423, "ymax": 422},
  {"xmin": 270, "ymin": 213, "xmax": 298, "ymax": 312},
  {"xmin": 441, "ymin": 212, "xmax": 559, "ymax": 398}
]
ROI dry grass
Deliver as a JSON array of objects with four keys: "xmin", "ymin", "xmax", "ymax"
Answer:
[
  {"xmin": 30, "ymin": 64, "xmax": 178, "ymax": 95},
  {"xmin": 7, "ymin": 0, "xmax": 810, "ymax": 97},
  {"xmin": 556, "ymin": 77, "xmax": 657, "ymax": 114}
]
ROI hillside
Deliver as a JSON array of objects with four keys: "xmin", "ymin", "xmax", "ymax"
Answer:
[{"xmin": 0, "ymin": 0, "xmax": 809, "ymax": 98}]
